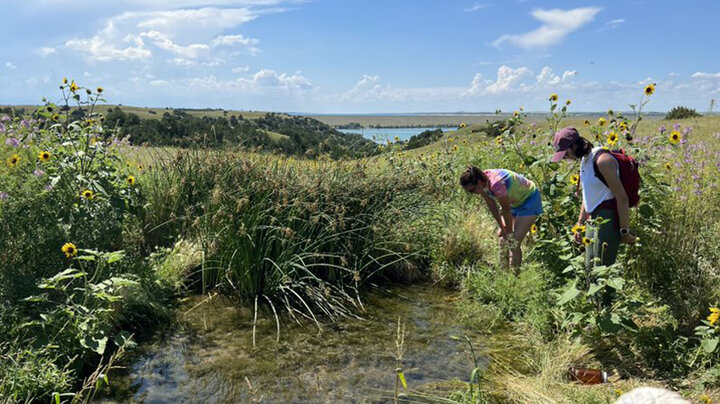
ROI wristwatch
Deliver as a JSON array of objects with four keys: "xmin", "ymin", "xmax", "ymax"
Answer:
[{"xmin": 620, "ymin": 227, "xmax": 630, "ymax": 236}]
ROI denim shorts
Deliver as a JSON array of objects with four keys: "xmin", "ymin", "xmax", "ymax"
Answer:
[{"xmin": 511, "ymin": 189, "xmax": 543, "ymax": 217}]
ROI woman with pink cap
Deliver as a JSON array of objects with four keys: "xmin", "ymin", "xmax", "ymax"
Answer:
[{"xmin": 551, "ymin": 127, "xmax": 636, "ymax": 271}]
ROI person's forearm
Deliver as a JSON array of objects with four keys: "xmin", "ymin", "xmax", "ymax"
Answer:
[
  {"xmin": 502, "ymin": 209, "xmax": 514, "ymax": 234},
  {"xmin": 488, "ymin": 202, "xmax": 504, "ymax": 229},
  {"xmin": 578, "ymin": 201, "xmax": 588, "ymax": 224},
  {"xmin": 616, "ymin": 194, "xmax": 630, "ymax": 229}
]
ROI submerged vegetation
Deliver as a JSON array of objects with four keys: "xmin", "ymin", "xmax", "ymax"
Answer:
[{"xmin": 1, "ymin": 79, "xmax": 719, "ymax": 402}]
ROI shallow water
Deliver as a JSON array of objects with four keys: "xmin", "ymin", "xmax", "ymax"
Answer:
[
  {"xmin": 100, "ymin": 284, "xmax": 486, "ymax": 403},
  {"xmin": 338, "ymin": 127, "xmax": 456, "ymax": 142}
]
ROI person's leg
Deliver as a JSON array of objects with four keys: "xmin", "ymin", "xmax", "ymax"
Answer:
[
  {"xmin": 511, "ymin": 215, "xmax": 537, "ymax": 269},
  {"xmin": 498, "ymin": 216, "xmax": 510, "ymax": 270},
  {"xmin": 588, "ymin": 206, "xmax": 621, "ymax": 307}
]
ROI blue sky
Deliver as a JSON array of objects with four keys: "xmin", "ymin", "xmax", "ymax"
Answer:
[{"xmin": 1, "ymin": 0, "xmax": 719, "ymax": 113}]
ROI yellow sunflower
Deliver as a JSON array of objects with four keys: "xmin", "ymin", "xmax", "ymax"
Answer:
[
  {"xmin": 607, "ymin": 132, "xmax": 619, "ymax": 145},
  {"xmin": 62, "ymin": 77, "xmax": 68, "ymax": 85},
  {"xmin": 570, "ymin": 174, "xmax": 579, "ymax": 185},
  {"xmin": 584, "ymin": 120, "xmax": 591, "ymax": 126},
  {"xmin": 495, "ymin": 136, "xmax": 503, "ymax": 146},
  {"xmin": 97, "ymin": 87, "xmax": 104, "ymax": 93},
  {"xmin": 597, "ymin": 117, "xmax": 607, "ymax": 126},
  {"xmin": 644, "ymin": 83, "xmax": 655, "ymax": 96},
  {"xmin": 549, "ymin": 93, "xmax": 559, "ymax": 102},
  {"xmin": 459, "ymin": 122, "xmax": 466, "ymax": 128},
  {"xmin": 127, "ymin": 176, "xmax": 136, "ymax": 186},
  {"xmin": 708, "ymin": 308, "xmax": 720, "ymax": 326},
  {"xmin": 7, "ymin": 154, "xmax": 21, "ymax": 168},
  {"xmin": 618, "ymin": 121, "xmax": 629, "ymax": 131},
  {"xmin": 61, "ymin": 242, "xmax": 78, "ymax": 258},
  {"xmin": 582, "ymin": 237, "xmax": 592, "ymax": 246},
  {"xmin": 81, "ymin": 189, "xmax": 94, "ymax": 200},
  {"xmin": 669, "ymin": 131, "xmax": 681, "ymax": 144},
  {"xmin": 530, "ymin": 224, "xmax": 538, "ymax": 234},
  {"xmin": 565, "ymin": 99, "xmax": 572, "ymax": 105},
  {"xmin": 69, "ymin": 81, "xmax": 79, "ymax": 93},
  {"xmin": 571, "ymin": 223, "xmax": 586, "ymax": 234},
  {"xmin": 664, "ymin": 163, "xmax": 672, "ymax": 170},
  {"xmin": 136, "ymin": 164, "xmax": 144, "ymax": 170},
  {"xmin": 513, "ymin": 111, "xmax": 519, "ymax": 117},
  {"xmin": 38, "ymin": 151, "xmax": 51, "ymax": 162}
]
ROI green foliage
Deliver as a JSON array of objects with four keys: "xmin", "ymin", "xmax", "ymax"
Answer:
[
  {"xmin": 404, "ymin": 128, "xmax": 444, "ymax": 150},
  {"xmin": 665, "ymin": 106, "xmax": 701, "ymax": 120}
]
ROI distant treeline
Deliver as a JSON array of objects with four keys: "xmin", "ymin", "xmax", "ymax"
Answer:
[{"xmin": 102, "ymin": 108, "xmax": 380, "ymax": 158}]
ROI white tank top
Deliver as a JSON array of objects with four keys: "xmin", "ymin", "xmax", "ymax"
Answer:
[{"xmin": 580, "ymin": 147, "xmax": 618, "ymax": 213}]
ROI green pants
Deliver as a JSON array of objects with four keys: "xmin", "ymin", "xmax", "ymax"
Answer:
[
  {"xmin": 584, "ymin": 205, "xmax": 620, "ymax": 307},
  {"xmin": 584, "ymin": 206, "xmax": 620, "ymax": 269}
]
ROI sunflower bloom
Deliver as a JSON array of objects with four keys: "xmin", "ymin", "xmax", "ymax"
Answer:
[
  {"xmin": 597, "ymin": 117, "xmax": 607, "ymax": 126},
  {"xmin": 584, "ymin": 120, "xmax": 590, "ymax": 126},
  {"xmin": 69, "ymin": 81, "xmax": 79, "ymax": 92},
  {"xmin": 618, "ymin": 121, "xmax": 629, "ymax": 131},
  {"xmin": 571, "ymin": 224, "xmax": 586, "ymax": 234},
  {"xmin": 97, "ymin": 87, "xmax": 104, "ymax": 93},
  {"xmin": 570, "ymin": 174, "xmax": 579, "ymax": 185},
  {"xmin": 127, "ymin": 176, "xmax": 136, "ymax": 186},
  {"xmin": 549, "ymin": 93, "xmax": 559, "ymax": 102},
  {"xmin": 664, "ymin": 163, "xmax": 672, "ymax": 170},
  {"xmin": 459, "ymin": 122, "xmax": 466, "ymax": 128},
  {"xmin": 708, "ymin": 308, "xmax": 720, "ymax": 326},
  {"xmin": 495, "ymin": 136, "xmax": 503, "ymax": 146},
  {"xmin": 669, "ymin": 131, "xmax": 681, "ymax": 144},
  {"xmin": 644, "ymin": 83, "xmax": 655, "ymax": 96},
  {"xmin": 38, "ymin": 151, "xmax": 51, "ymax": 162},
  {"xmin": 81, "ymin": 189, "xmax": 94, "ymax": 200},
  {"xmin": 62, "ymin": 77, "xmax": 68, "ymax": 85},
  {"xmin": 582, "ymin": 237, "xmax": 592, "ymax": 246},
  {"xmin": 7, "ymin": 154, "xmax": 20, "ymax": 167},
  {"xmin": 61, "ymin": 242, "xmax": 78, "ymax": 258},
  {"xmin": 136, "ymin": 164, "xmax": 144, "ymax": 171},
  {"xmin": 530, "ymin": 224, "xmax": 538, "ymax": 234}
]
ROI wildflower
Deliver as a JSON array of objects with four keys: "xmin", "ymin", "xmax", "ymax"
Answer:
[
  {"xmin": 459, "ymin": 122, "xmax": 466, "ymax": 128},
  {"xmin": 571, "ymin": 224, "xmax": 586, "ymax": 234},
  {"xmin": 708, "ymin": 307, "xmax": 720, "ymax": 326},
  {"xmin": 62, "ymin": 77, "xmax": 68, "ymax": 85},
  {"xmin": 658, "ymin": 125, "xmax": 666, "ymax": 134},
  {"xmin": 5, "ymin": 137, "xmax": 20, "ymax": 147},
  {"xmin": 97, "ymin": 87, "xmax": 103, "ymax": 93},
  {"xmin": 495, "ymin": 136, "xmax": 503, "ymax": 146},
  {"xmin": 7, "ymin": 154, "xmax": 20, "ymax": 167},
  {"xmin": 565, "ymin": 99, "xmax": 572, "ymax": 105},
  {"xmin": 127, "ymin": 176, "xmax": 136, "ymax": 186},
  {"xmin": 530, "ymin": 224, "xmax": 538, "ymax": 234},
  {"xmin": 69, "ymin": 81, "xmax": 79, "ymax": 92},
  {"xmin": 33, "ymin": 169, "xmax": 45, "ymax": 177},
  {"xmin": 669, "ymin": 131, "xmax": 681, "ymax": 144},
  {"xmin": 43, "ymin": 184, "xmax": 53, "ymax": 192},
  {"xmin": 136, "ymin": 164, "xmax": 144, "ymax": 170},
  {"xmin": 615, "ymin": 389, "xmax": 624, "ymax": 397},
  {"xmin": 61, "ymin": 242, "xmax": 78, "ymax": 258},
  {"xmin": 38, "ymin": 151, "xmax": 51, "ymax": 162},
  {"xmin": 644, "ymin": 83, "xmax": 655, "ymax": 95},
  {"xmin": 582, "ymin": 237, "xmax": 592, "ymax": 246},
  {"xmin": 607, "ymin": 109, "xmax": 614, "ymax": 116},
  {"xmin": 584, "ymin": 120, "xmax": 590, "ymax": 126},
  {"xmin": 81, "ymin": 189, "xmax": 94, "ymax": 200},
  {"xmin": 664, "ymin": 163, "xmax": 672, "ymax": 170},
  {"xmin": 699, "ymin": 394, "xmax": 712, "ymax": 404},
  {"xmin": 607, "ymin": 132, "xmax": 619, "ymax": 144},
  {"xmin": 570, "ymin": 174, "xmax": 579, "ymax": 185},
  {"xmin": 0, "ymin": 191, "xmax": 8, "ymax": 201},
  {"xmin": 549, "ymin": 93, "xmax": 558, "ymax": 102},
  {"xmin": 597, "ymin": 117, "xmax": 607, "ymax": 126},
  {"xmin": 618, "ymin": 121, "xmax": 629, "ymax": 131},
  {"xmin": 52, "ymin": 113, "xmax": 59, "ymax": 121},
  {"xmin": 514, "ymin": 111, "xmax": 519, "ymax": 117},
  {"xmin": 452, "ymin": 145, "xmax": 458, "ymax": 152}
]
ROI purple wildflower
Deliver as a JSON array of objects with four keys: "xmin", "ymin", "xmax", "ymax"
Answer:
[
  {"xmin": 673, "ymin": 123, "xmax": 681, "ymax": 131},
  {"xmin": 33, "ymin": 169, "xmax": 45, "ymax": 177},
  {"xmin": 0, "ymin": 123, "xmax": 5, "ymax": 133},
  {"xmin": 0, "ymin": 115, "xmax": 9, "ymax": 122},
  {"xmin": 658, "ymin": 125, "xmax": 666, "ymax": 134},
  {"xmin": 43, "ymin": 184, "xmax": 53, "ymax": 192},
  {"xmin": 0, "ymin": 192, "xmax": 8, "ymax": 200},
  {"xmin": 20, "ymin": 119, "xmax": 29, "ymax": 128},
  {"xmin": 5, "ymin": 137, "xmax": 20, "ymax": 147}
]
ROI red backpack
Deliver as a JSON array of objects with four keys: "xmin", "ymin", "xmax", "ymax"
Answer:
[{"xmin": 593, "ymin": 149, "xmax": 641, "ymax": 207}]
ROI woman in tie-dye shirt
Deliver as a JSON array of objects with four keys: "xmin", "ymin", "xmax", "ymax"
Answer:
[{"xmin": 460, "ymin": 166, "xmax": 543, "ymax": 270}]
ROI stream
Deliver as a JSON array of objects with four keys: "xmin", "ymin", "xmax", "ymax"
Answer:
[{"xmin": 98, "ymin": 284, "xmax": 487, "ymax": 403}]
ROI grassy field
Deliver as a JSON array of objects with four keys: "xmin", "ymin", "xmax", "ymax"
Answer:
[{"xmin": 2, "ymin": 88, "xmax": 720, "ymax": 403}]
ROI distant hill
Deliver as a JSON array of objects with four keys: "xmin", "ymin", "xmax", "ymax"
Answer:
[{"xmin": 0, "ymin": 105, "xmax": 379, "ymax": 159}]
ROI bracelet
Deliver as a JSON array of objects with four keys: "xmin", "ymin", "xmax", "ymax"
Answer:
[{"xmin": 620, "ymin": 227, "xmax": 630, "ymax": 235}]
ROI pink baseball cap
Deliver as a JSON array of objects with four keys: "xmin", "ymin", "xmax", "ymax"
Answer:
[{"xmin": 551, "ymin": 127, "xmax": 580, "ymax": 162}]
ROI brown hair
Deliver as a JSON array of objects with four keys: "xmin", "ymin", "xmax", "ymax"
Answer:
[{"xmin": 459, "ymin": 165, "xmax": 486, "ymax": 188}]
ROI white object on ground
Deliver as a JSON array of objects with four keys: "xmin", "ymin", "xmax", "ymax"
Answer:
[{"xmin": 614, "ymin": 387, "xmax": 690, "ymax": 404}]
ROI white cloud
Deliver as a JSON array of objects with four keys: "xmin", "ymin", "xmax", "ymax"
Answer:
[
  {"xmin": 6, "ymin": 62, "xmax": 17, "ymax": 69},
  {"xmin": 465, "ymin": 3, "xmax": 487, "ymax": 12},
  {"xmin": 210, "ymin": 34, "xmax": 259, "ymax": 47},
  {"xmin": 493, "ymin": 7, "xmax": 602, "ymax": 49},
  {"xmin": 232, "ymin": 65, "xmax": 251, "ymax": 73},
  {"xmin": 62, "ymin": 6, "xmax": 285, "ymax": 62},
  {"xmin": 598, "ymin": 18, "xmax": 624, "ymax": 32},
  {"xmin": 149, "ymin": 79, "xmax": 170, "ymax": 86},
  {"xmin": 168, "ymin": 58, "xmax": 197, "ymax": 67},
  {"xmin": 692, "ymin": 72, "xmax": 720, "ymax": 79},
  {"xmin": 37, "ymin": 47, "xmax": 57, "ymax": 57},
  {"xmin": 148, "ymin": 69, "xmax": 314, "ymax": 94},
  {"xmin": 484, "ymin": 65, "xmax": 532, "ymax": 94},
  {"xmin": 668, "ymin": 72, "xmax": 680, "ymax": 77}
]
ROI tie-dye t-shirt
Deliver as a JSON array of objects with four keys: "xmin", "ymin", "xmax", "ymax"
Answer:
[{"xmin": 483, "ymin": 169, "xmax": 537, "ymax": 207}]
